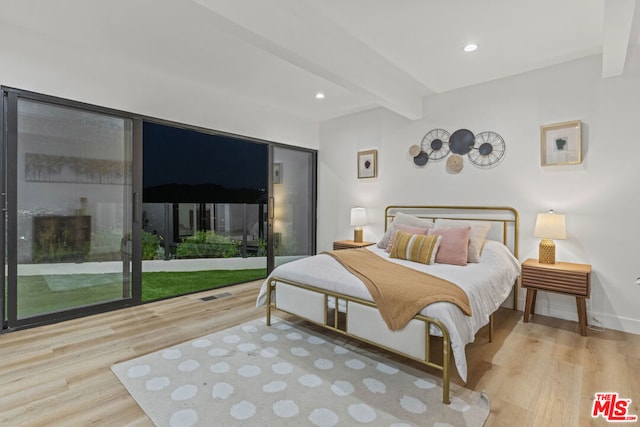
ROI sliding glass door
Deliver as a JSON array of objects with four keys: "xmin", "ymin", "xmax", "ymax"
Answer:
[
  {"xmin": 270, "ymin": 146, "xmax": 316, "ymax": 270},
  {"xmin": 2, "ymin": 89, "xmax": 138, "ymax": 329},
  {"xmin": 1, "ymin": 87, "xmax": 316, "ymax": 331},
  {"xmin": 141, "ymin": 121, "xmax": 268, "ymax": 301}
]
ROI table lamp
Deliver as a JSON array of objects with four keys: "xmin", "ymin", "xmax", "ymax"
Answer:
[
  {"xmin": 350, "ymin": 207, "xmax": 368, "ymax": 243},
  {"xmin": 533, "ymin": 210, "xmax": 566, "ymax": 264}
]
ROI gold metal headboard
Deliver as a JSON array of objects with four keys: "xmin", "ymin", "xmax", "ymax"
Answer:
[{"xmin": 384, "ymin": 205, "xmax": 520, "ymax": 259}]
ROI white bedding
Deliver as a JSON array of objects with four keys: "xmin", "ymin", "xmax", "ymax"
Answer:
[{"xmin": 256, "ymin": 240, "xmax": 521, "ymax": 381}]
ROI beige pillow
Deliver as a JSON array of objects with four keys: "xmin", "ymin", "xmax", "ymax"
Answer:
[
  {"xmin": 433, "ymin": 219, "xmax": 491, "ymax": 263},
  {"xmin": 377, "ymin": 212, "xmax": 434, "ymax": 249}
]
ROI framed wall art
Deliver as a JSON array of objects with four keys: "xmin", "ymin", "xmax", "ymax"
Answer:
[
  {"xmin": 273, "ymin": 162, "xmax": 283, "ymax": 184},
  {"xmin": 25, "ymin": 153, "xmax": 126, "ymax": 184},
  {"xmin": 357, "ymin": 149, "xmax": 377, "ymax": 179},
  {"xmin": 540, "ymin": 120, "xmax": 582, "ymax": 166}
]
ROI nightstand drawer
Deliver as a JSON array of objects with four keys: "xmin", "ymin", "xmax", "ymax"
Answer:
[
  {"xmin": 522, "ymin": 269, "xmax": 588, "ymax": 295},
  {"xmin": 521, "ymin": 264, "xmax": 590, "ymax": 296}
]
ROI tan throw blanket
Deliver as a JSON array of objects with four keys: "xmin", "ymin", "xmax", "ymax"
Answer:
[{"xmin": 324, "ymin": 248, "xmax": 472, "ymax": 331}]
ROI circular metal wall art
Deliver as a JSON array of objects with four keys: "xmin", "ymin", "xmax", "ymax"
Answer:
[
  {"xmin": 468, "ymin": 131, "xmax": 506, "ymax": 168},
  {"xmin": 411, "ymin": 127, "xmax": 507, "ymax": 171},
  {"xmin": 448, "ymin": 129, "xmax": 475, "ymax": 155},
  {"xmin": 421, "ymin": 128, "xmax": 450, "ymax": 161}
]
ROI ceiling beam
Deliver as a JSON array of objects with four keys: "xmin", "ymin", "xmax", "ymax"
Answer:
[
  {"xmin": 602, "ymin": 0, "xmax": 637, "ymax": 78},
  {"xmin": 190, "ymin": 0, "xmax": 430, "ymax": 120}
]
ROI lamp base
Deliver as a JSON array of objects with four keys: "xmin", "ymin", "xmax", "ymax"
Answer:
[
  {"xmin": 353, "ymin": 228, "xmax": 363, "ymax": 243},
  {"xmin": 538, "ymin": 239, "xmax": 556, "ymax": 264}
]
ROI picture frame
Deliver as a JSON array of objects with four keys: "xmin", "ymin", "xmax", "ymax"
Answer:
[
  {"xmin": 357, "ymin": 149, "xmax": 377, "ymax": 179},
  {"xmin": 273, "ymin": 162, "xmax": 283, "ymax": 184},
  {"xmin": 540, "ymin": 120, "xmax": 582, "ymax": 166}
]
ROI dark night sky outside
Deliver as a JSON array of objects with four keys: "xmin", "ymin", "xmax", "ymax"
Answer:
[{"xmin": 143, "ymin": 122, "xmax": 267, "ymax": 203}]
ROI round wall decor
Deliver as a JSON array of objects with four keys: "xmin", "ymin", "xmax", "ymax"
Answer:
[
  {"xmin": 421, "ymin": 128, "xmax": 450, "ymax": 161},
  {"xmin": 413, "ymin": 151, "xmax": 429, "ymax": 166},
  {"xmin": 408, "ymin": 144, "xmax": 421, "ymax": 157},
  {"xmin": 410, "ymin": 127, "xmax": 506, "ymax": 172},
  {"xmin": 446, "ymin": 154, "xmax": 464, "ymax": 173},
  {"xmin": 448, "ymin": 129, "xmax": 475, "ymax": 155},
  {"xmin": 468, "ymin": 131, "xmax": 506, "ymax": 168}
]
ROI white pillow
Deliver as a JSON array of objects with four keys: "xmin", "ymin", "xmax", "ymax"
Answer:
[
  {"xmin": 433, "ymin": 219, "xmax": 491, "ymax": 263},
  {"xmin": 377, "ymin": 212, "xmax": 434, "ymax": 249}
]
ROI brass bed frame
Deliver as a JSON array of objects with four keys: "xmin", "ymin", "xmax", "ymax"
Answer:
[{"xmin": 265, "ymin": 205, "xmax": 519, "ymax": 404}]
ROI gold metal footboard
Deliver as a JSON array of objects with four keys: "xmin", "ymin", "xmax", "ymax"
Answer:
[{"xmin": 266, "ymin": 276, "xmax": 454, "ymax": 404}]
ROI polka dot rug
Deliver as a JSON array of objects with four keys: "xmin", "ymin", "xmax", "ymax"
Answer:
[{"xmin": 111, "ymin": 317, "xmax": 490, "ymax": 426}]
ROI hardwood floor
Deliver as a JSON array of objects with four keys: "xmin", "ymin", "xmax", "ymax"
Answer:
[{"xmin": 1, "ymin": 280, "xmax": 638, "ymax": 426}]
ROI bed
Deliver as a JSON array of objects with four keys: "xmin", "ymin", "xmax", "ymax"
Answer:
[{"xmin": 256, "ymin": 205, "xmax": 521, "ymax": 404}]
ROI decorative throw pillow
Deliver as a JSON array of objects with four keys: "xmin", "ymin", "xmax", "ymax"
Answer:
[
  {"xmin": 377, "ymin": 213, "xmax": 434, "ymax": 249},
  {"xmin": 389, "ymin": 230, "xmax": 441, "ymax": 265},
  {"xmin": 433, "ymin": 219, "xmax": 491, "ymax": 263},
  {"xmin": 428, "ymin": 226, "xmax": 471, "ymax": 266},
  {"xmin": 385, "ymin": 224, "xmax": 429, "ymax": 252}
]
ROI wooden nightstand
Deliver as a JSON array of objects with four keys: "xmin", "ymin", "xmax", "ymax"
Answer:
[
  {"xmin": 521, "ymin": 258, "xmax": 592, "ymax": 336},
  {"xmin": 332, "ymin": 240, "xmax": 375, "ymax": 250}
]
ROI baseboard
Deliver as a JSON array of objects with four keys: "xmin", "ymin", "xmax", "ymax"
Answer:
[
  {"xmin": 510, "ymin": 295, "xmax": 640, "ymax": 336},
  {"xmin": 586, "ymin": 311, "xmax": 640, "ymax": 335}
]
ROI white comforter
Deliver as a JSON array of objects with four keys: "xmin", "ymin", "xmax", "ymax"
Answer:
[{"xmin": 256, "ymin": 240, "xmax": 520, "ymax": 381}]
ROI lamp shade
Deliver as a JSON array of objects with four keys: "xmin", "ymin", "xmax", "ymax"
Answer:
[
  {"xmin": 534, "ymin": 211, "xmax": 567, "ymax": 239},
  {"xmin": 350, "ymin": 207, "xmax": 368, "ymax": 226}
]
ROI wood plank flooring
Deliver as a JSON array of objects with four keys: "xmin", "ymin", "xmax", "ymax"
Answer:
[{"xmin": 1, "ymin": 280, "xmax": 638, "ymax": 426}]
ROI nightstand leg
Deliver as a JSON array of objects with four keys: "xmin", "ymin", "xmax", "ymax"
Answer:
[
  {"xmin": 530, "ymin": 291, "xmax": 537, "ymax": 315},
  {"xmin": 576, "ymin": 297, "xmax": 588, "ymax": 336},
  {"xmin": 524, "ymin": 289, "xmax": 537, "ymax": 322}
]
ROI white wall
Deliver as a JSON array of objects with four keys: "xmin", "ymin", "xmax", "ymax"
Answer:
[
  {"xmin": 318, "ymin": 49, "xmax": 640, "ymax": 335},
  {"xmin": 0, "ymin": 22, "xmax": 318, "ymax": 149}
]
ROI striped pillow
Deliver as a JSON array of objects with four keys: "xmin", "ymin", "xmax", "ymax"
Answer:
[{"xmin": 389, "ymin": 230, "xmax": 441, "ymax": 265}]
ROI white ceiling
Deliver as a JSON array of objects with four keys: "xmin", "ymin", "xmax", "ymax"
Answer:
[{"xmin": 2, "ymin": 0, "xmax": 639, "ymax": 122}]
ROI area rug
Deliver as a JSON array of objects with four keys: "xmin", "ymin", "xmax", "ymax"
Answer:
[{"xmin": 112, "ymin": 317, "xmax": 490, "ymax": 426}]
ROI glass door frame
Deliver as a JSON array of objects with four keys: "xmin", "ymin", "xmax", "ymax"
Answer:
[
  {"xmin": 266, "ymin": 144, "xmax": 317, "ymax": 273},
  {"xmin": 1, "ymin": 88, "xmax": 7, "ymax": 330},
  {"xmin": 1, "ymin": 87, "xmax": 143, "ymax": 331}
]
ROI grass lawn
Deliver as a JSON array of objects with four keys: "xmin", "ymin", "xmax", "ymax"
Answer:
[
  {"xmin": 13, "ymin": 269, "xmax": 266, "ymax": 318},
  {"xmin": 141, "ymin": 269, "xmax": 266, "ymax": 301}
]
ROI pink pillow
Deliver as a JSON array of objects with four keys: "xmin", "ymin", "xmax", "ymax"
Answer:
[
  {"xmin": 427, "ymin": 226, "xmax": 471, "ymax": 266},
  {"xmin": 385, "ymin": 224, "xmax": 429, "ymax": 252}
]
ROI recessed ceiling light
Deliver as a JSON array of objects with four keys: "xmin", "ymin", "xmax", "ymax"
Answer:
[
  {"xmin": 463, "ymin": 43, "xmax": 478, "ymax": 52},
  {"xmin": 315, "ymin": 92, "xmax": 325, "ymax": 99}
]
